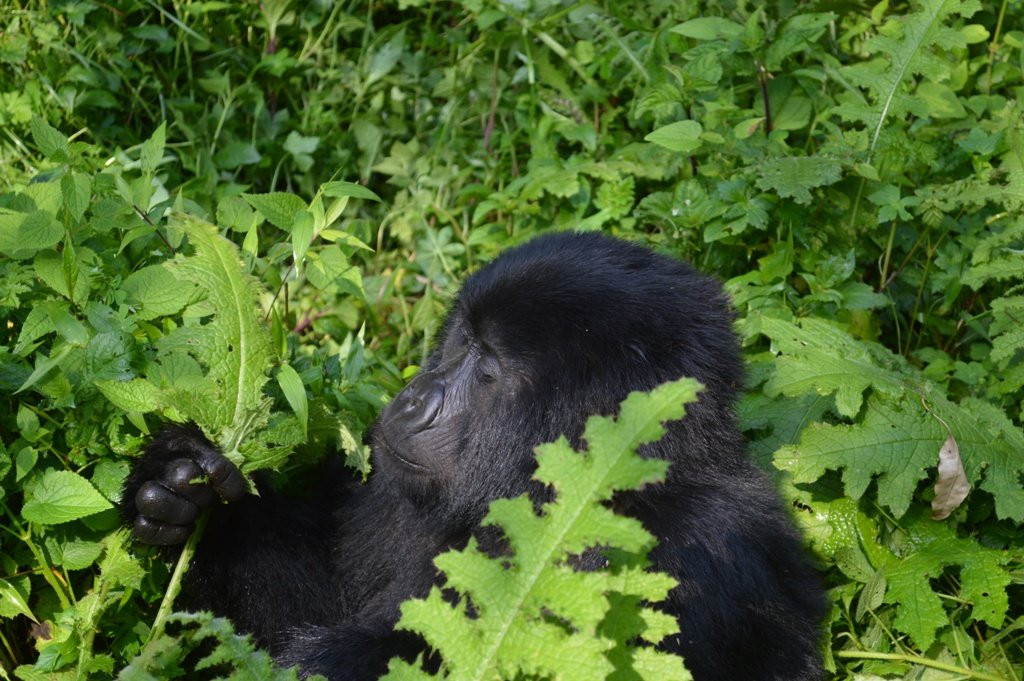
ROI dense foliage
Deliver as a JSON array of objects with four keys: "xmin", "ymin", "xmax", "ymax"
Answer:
[{"xmin": 1, "ymin": 0, "xmax": 1022, "ymax": 679}]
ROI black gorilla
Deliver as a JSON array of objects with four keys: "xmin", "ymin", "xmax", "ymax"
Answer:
[{"xmin": 123, "ymin": 232, "xmax": 825, "ymax": 680}]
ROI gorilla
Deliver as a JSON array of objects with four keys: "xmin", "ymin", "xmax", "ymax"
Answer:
[{"xmin": 123, "ymin": 232, "xmax": 825, "ymax": 680}]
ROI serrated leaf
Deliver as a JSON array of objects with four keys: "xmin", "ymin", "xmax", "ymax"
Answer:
[
  {"xmin": 163, "ymin": 216, "xmax": 294, "ymax": 472},
  {"xmin": 387, "ymin": 379, "xmax": 698, "ymax": 681},
  {"xmin": 13, "ymin": 302, "xmax": 60, "ymax": 356},
  {"xmin": 838, "ymin": 0, "xmax": 980, "ymax": 151},
  {"xmin": 34, "ymin": 249, "xmax": 90, "ymax": 302},
  {"xmin": 0, "ymin": 210, "xmax": 63, "ymax": 258},
  {"xmin": 22, "ymin": 469, "xmax": 113, "ymax": 525},
  {"xmin": 121, "ymin": 264, "xmax": 195, "ymax": 320},
  {"xmin": 61, "ymin": 172, "xmax": 92, "ymax": 223},
  {"xmin": 755, "ymin": 156, "xmax": 842, "ymax": 205},
  {"xmin": 140, "ymin": 122, "xmax": 166, "ymax": 175},
  {"xmin": 96, "ymin": 378, "xmax": 163, "ymax": 413},
  {"xmin": 30, "ymin": 116, "xmax": 69, "ymax": 162},
  {"xmin": 760, "ymin": 316, "xmax": 902, "ymax": 417},
  {"xmin": 242, "ymin": 192, "xmax": 308, "ymax": 231},
  {"xmin": 100, "ymin": 531, "xmax": 144, "ymax": 590},
  {"xmin": 644, "ymin": 121, "xmax": 702, "ymax": 153},
  {"xmin": 882, "ymin": 510, "xmax": 1011, "ymax": 649}
]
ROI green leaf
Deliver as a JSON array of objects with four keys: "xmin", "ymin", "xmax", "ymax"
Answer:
[
  {"xmin": 755, "ymin": 157, "xmax": 842, "ymax": 205},
  {"xmin": 669, "ymin": 17, "xmax": 743, "ymax": 41},
  {"xmin": 22, "ymin": 469, "xmax": 114, "ymax": 525},
  {"xmin": 95, "ymin": 378, "xmax": 163, "ymax": 413},
  {"xmin": 909, "ymin": 81, "xmax": 967, "ymax": 119},
  {"xmin": 0, "ymin": 578, "xmax": 36, "ymax": 622},
  {"xmin": 60, "ymin": 172, "xmax": 92, "ymax": 224},
  {"xmin": 760, "ymin": 317, "xmax": 903, "ymax": 417},
  {"xmin": 99, "ymin": 531, "xmax": 144, "ymax": 590},
  {"xmin": 34, "ymin": 249, "xmax": 91, "ymax": 302},
  {"xmin": 164, "ymin": 216, "xmax": 284, "ymax": 470},
  {"xmin": 764, "ymin": 13, "xmax": 836, "ymax": 70},
  {"xmin": 16, "ymin": 344, "xmax": 73, "ymax": 394},
  {"xmin": 30, "ymin": 116, "xmax": 69, "ymax": 162},
  {"xmin": 121, "ymin": 264, "xmax": 195, "ymax": 320},
  {"xmin": 242, "ymin": 192, "xmax": 308, "ymax": 231},
  {"xmin": 387, "ymin": 379, "xmax": 699, "ymax": 681},
  {"xmin": 321, "ymin": 181, "xmax": 382, "ymax": 202},
  {"xmin": 13, "ymin": 302, "xmax": 60, "ymax": 356},
  {"xmin": 644, "ymin": 121, "xmax": 702, "ymax": 153},
  {"xmin": 291, "ymin": 210, "xmax": 314, "ymax": 265},
  {"xmin": 0, "ymin": 210, "xmax": 63, "ymax": 258},
  {"xmin": 366, "ymin": 29, "xmax": 405, "ymax": 85},
  {"xmin": 881, "ymin": 510, "xmax": 1011, "ymax": 649},
  {"xmin": 834, "ymin": 0, "xmax": 980, "ymax": 151},
  {"xmin": 776, "ymin": 397, "xmax": 949, "ymax": 518},
  {"xmin": 277, "ymin": 364, "xmax": 308, "ymax": 438},
  {"xmin": 139, "ymin": 122, "xmax": 166, "ymax": 175},
  {"xmin": 214, "ymin": 140, "xmax": 261, "ymax": 169}
]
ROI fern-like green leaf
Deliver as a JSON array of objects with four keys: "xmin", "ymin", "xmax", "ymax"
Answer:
[
  {"xmin": 877, "ymin": 509, "xmax": 1011, "ymax": 650},
  {"xmin": 119, "ymin": 612, "xmax": 321, "ymax": 681},
  {"xmin": 762, "ymin": 316, "xmax": 1024, "ymax": 520},
  {"xmin": 833, "ymin": 0, "xmax": 980, "ymax": 152},
  {"xmin": 383, "ymin": 379, "xmax": 700, "ymax": 681}
]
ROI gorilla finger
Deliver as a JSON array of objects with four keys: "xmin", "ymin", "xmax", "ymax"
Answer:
[
  {"xmin": 133, "ymin": 515, "xmax": 193, "ymax": 546},
  {"xmin": 162, "ymin": 458, "xmax": 218, "ymax": 509},
  {"xmin": 135, "ymin": 481, "xmax": 200, "ymax": 525},
  {"xmin": 188, "ymin": 441, "xmax": 247, "ymax": 502}
]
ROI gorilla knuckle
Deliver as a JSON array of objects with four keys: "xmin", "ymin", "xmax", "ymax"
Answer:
[
  {"xmin": 135, "ymin": 480, "xmax": 199, "ymax": 525},
  {"xmin": 132, "ymin": 514, "xmax": 192, "ymax": 546},
  {"xmin": 163, "ymin": 458, "xmax": 218, "ymax": 508}
]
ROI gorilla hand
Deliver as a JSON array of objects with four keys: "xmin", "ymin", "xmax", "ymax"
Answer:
[{"xmin": 125, "ymin": 424, "xmax": 247, "ymax": 545}]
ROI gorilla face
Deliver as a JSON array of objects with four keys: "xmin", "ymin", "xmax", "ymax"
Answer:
[
  {"xmin": 374, "ymin": 315, "xmax": 517, "ymax": 487},
  {"xmin": 372, "ymin": 231, "xmax": 742, "ymax": 513}
]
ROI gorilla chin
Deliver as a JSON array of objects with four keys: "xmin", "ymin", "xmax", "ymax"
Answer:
[{"xmin": 122, "ymin": 231, "xmax": 826, "ymax": 681}]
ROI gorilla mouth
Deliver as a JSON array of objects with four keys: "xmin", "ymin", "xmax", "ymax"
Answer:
[{"xmin": 380, "ymin": 436, "xmax": 428, "ymax": 471}]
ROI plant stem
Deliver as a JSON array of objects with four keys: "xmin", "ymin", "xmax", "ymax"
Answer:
[
  {"xmin": 1, "ymin": 502, "xmax": 72, "ymax": 610},
  {"xmin": 836, "ymin": 650, "xmax": 1007, "ymax": 681},
  {"xmin": 146, "ymin": 511, "xmax": 209, "ymax": 644},
  {"xmin": 878, "ymin": 220, "xmax": 897, "ymax": 291},
  {"xmin": 985, "ymin": 0, "xmax": 1010, "ymax": 93}
]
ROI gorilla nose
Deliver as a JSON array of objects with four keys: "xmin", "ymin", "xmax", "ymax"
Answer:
[{"xmin": 390, "ymin": 374, "xmax": 445, "ymax": 432}]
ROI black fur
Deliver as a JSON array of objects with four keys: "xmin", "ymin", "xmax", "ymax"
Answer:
[{"xmin": 123, "ymin": 232, "xmax": 826, "ymax": 680}]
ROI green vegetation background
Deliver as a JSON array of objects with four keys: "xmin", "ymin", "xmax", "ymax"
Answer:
[{"xmin": 0, "ymin": 0, "xmax": 1022, "ymax": 679}]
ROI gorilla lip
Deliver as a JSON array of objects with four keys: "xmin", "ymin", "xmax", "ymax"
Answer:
[{"xmin": 380, "ymin": 435, "xmax": 428, "ymax": 471}]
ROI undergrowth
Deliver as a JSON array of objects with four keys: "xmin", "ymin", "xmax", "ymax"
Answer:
[{"xmin": 0, "ymin": 0, "xmax": 1022, "ymax": 678}]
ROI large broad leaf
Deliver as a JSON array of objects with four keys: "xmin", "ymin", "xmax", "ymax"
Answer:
[
  {"xmin": 22, "ymin": 469, "xmax": 113, "ymax": 525},
  {"xmin": 163, "ymin": 217, "xmax": 279, "ymax": 465}
]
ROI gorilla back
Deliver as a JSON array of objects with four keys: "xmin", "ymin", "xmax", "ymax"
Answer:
[{"xmin": 123, "ymin": 232, "xmax": 825, "ymax": 681}]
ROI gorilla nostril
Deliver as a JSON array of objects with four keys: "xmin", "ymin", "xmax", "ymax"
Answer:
[{"xmin": 390, "ymin": 377, "xmax": 445, "ymax": 432}]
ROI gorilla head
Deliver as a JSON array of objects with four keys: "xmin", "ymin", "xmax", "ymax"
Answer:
[{"xmin": 373, "ymin": 231, "xmax": 744, "ymax": 516}]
